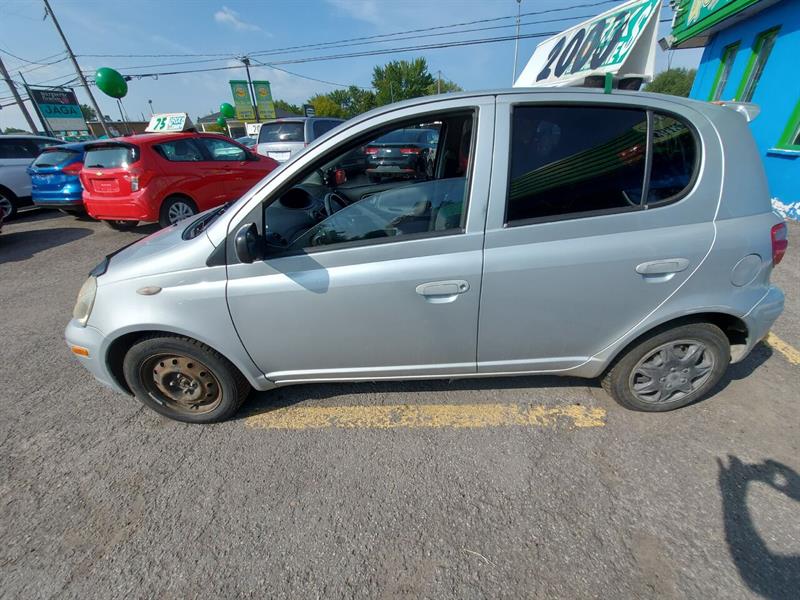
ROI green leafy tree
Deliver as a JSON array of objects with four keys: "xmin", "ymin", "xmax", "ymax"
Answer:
[
  {"xmin": 645, "ymin": 68, "xmax": 697, "ymax": 97},
  {"xmin": 372, "ymin": 58, "xmax": 435, "ymax": 105},
  {"xmin": 308, "ymin": 93, "xmax": 347, "ymax": 118},
  {"xmin": 273, "ymin": 99, "xmax": 302, "ymax": 115},
  {"xmin": 3, "ymin": 126, "xmax": 29, "ymax": 134},
  {"xmin": 426, "ymin": 78, "xmax": 462, "ymax": 95},
  {"xmin": 80, "ymin": 103, "xmax": 97, "ymax": 121}
]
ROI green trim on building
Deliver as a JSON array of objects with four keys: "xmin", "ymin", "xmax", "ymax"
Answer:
[
  {"xmin": 671, "ymin": 0, "xmax": 764, "ymax": 47},
  {"xmin": 734, "ymin": 27, "xmax": 780, "ymax": 100},
  {"xmin": 776, "ymin": 99, "xmax": 800, "ymax": 150},
  {"xmin": 707, "ymin": 42, "xmax": 740, "ymax": 100}
]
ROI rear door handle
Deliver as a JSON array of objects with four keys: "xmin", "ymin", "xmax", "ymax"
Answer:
[
  {"xmin": 635, "ymin": 258, "xmax": 690, "ymax": 275},
  {"xmin": 416, "ymin": 280, "xmax": 469, "ymax": 298}
]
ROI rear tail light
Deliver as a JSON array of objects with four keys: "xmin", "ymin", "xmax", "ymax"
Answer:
[
  {"xmin": 771, "ymin": 222, "xmax": 788, "ymax": 265},
  {"xmin": 130, "ymin": 175, "xmax": 140, "ymax": 192},
  {"xmin": 125, "ymin": 168, "xmax": 144, "ymax": 192},
  {"xmin": 62, "ymin": 162, "xmax": 83, "ymax": 175},
  {"xmin": 364, "ymin": 146, "xmax": 379, "ymax": 155},
  {"xmin": 399, "ymin": 147, "xmax": 420, "ymax": 155}
]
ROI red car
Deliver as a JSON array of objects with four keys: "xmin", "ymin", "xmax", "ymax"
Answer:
[{"xmin": 80, "ymin": 132, "xmax": 278, "ymax": 229}]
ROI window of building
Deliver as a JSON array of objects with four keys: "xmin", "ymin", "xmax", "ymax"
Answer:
[
  {"xmin": 708, "ymin": 42, "xmax": 739, "ymax": 101},
  {"xmin": 776, "ymin": 99, "xmax": 800, "ymax": 151},
  {"xmin": 736, "ymin": 28, "xmax": 780, "ymax": 102},
  {"xmin": 506, "ymin": 106, "xmax": 648, "ymax": 224}
]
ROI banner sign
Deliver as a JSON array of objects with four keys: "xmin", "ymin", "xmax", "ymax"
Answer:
[
  {"xmin": 252, "ymin": 80, "xmax": 276, "ymax": 120},
  {"xmin": 229, "ymin": 80, "xmax": 255, "ymax": 121},
  {"xmin": 514, "ymin": 0, "xmax": 661, "ymax": 87},
  {"xmin": 29, "ymin": 88, "xmax": 87, "ymax": 132},
  {"xmin": 145, "ymin": 112, "xmax": 193, "ymax": 133},
  {"xmin": 303, "ymin": 103, "xmax": 316, "ymax": 118}
]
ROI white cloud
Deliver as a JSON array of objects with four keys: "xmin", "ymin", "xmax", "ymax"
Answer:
[
  {"xmin": 325, "ymin": 0, "xmax": 383, "ymax": 27},
  {"xmin": 213, "ymin": 6, "xmax": 261, "ymax": 31}
]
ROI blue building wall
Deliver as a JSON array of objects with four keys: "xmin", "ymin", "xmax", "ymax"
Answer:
[{"xmin": 690, "ymin": 0, "xmax": 799, "ymax": 219}]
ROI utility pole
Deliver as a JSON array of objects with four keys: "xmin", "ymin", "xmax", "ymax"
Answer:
[
  {"xmin": 18, "ymin": 71, "xmax": 51, "ymax": 135},
  {"xmin": 0, "ymin": 56, "xmax": 39, "ymax": 133},
  {"xmin": 437, "ymin": 70, "xmax": 442, "ymax": 94},
  {"xmin": 42, "ymin": 0, "xmax": 109, "ymax": 136},
  {"xmin": 512, "ymin": 0, "xmax": 523, "ymax": 84},
  {"xmin": 241, "ymin": 57, "xmax": 260, "ymax": 122}
]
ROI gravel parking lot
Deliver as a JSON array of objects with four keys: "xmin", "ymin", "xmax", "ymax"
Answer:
[{"xmin": 1, "ymin": 210, "xmax": 798, "ymax": 599}]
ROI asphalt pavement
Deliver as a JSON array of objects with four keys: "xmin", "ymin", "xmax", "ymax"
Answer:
[{"xmin": 0, "ymin": 210, "xmax": 798, "ymax": 599}]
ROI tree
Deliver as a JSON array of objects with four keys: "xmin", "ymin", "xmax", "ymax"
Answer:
[
  {"xmin": 3, "ymin": 126, "xmax": 29, "ymax": 134},
  {"xmin": 80, "ymin": 103, "xmax": 97, "ymax": 121},
  {"xmin": 645, "ymin": 68, "xmax": 697, "ymax": 97},
  {"xmin": 372, "ymin": 58, "xmax": 435, "ymax": 105},
  {"xmin": 273, "ymin": 99, "xmax": 302, "ymax": 115},
  {"xmin": 426, "ymin": 78, "xmax": 462, "ymax": 95},
  {"xmin": 308, "ymin": 93, "xmax": 347, "ymax": 118}
]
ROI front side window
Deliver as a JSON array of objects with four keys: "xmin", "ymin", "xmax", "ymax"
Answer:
[
  {"xmin": 507, "ymin": 106, "xmax": 648, "ymax": 224},
  {"xmin": 155, "ymin": 139, "xmax": 204, "ymax": 162},
  {"xmin": 709, "ymin": 42, "xmax": 739, "ymax": 101},
  {"xmin": 263, "ymin": 112, "xmax": 474, "ymax": 252},
  {"xmin": 737, "ymin": 28, "xmax": 779, "ymax": 102},
  {"xmin": 198, "ymin": 138, "xmax": 246, "ymax": 161}
]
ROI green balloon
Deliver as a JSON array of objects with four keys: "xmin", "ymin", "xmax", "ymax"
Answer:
[
  {"xmin": 220, "ymin": 102, "xmax": 235, "ymax": 119},
  {"xmin": 216, "ymin": 116, "xmax": 227, "ymax": 128},
  {"xmin": 95, "ymin": 67, "xmax": 128, "ymax": 99}
]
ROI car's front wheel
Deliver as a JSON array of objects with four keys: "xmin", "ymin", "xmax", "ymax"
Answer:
[
  {"xmin": 123, "ymin": 335, "xmax": 251, "ymax": 423},
  {"xmin": 602, "ymin": 322, "xmax": 730, "ymax": 412}
]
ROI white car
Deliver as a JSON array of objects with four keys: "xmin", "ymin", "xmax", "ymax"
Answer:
[{"xmin": 0, "ymin": 135, "xmax": 64, "ymax": 218}]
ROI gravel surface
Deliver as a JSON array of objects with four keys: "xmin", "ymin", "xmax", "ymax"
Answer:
[{"xmin": 1, "ymin": 211, "xmax": 798, "ymax": 599}]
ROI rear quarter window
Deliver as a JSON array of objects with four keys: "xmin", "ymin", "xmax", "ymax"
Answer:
[{"xmin": 646, "ymin": 114, "xmax": 698, "ymax": 204}]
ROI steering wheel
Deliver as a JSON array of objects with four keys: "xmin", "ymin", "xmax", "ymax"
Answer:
[{"xmin": 323, "ymin": 191, "xmax": 348, "ymax": 217}]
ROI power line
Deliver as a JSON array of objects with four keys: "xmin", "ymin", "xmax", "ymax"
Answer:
[{"xmin": 249, "ymin": 59, "xmax": 374, "ymax": 90}]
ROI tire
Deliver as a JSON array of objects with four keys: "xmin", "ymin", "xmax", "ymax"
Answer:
[
  {"xmin": 105, "ymin": 219, "xmax": 139, "ymax": 230},
  {"xmin": 159, "ymin": 196, "xmax": 197, "ymax": 228},
  {"xmin": 123, "ymin": 335, "xmax": 251, "ymax": 424},
  {"xmin": 0, "ymin": 189, "xmax": 18, "ymax": 220},
  {"xmin": 602, "ymin": 322, "xmax": 730, "ymax": 412}
]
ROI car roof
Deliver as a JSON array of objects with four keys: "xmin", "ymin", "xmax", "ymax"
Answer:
[
  {"xmin": 87, "ymin": 131, "xmax": 233, "ymax": 146},
  {"xmin": 263, "ymin": 117, "xmax": 343, "ymax": 123},
  {"xmin": 43, "ymin": 141, "xmax": 91, "ymax": 151}
]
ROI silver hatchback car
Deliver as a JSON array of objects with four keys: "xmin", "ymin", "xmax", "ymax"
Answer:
[{"xmin": 66, "ymin": 88, "xmax": 787, "ymax": 423}]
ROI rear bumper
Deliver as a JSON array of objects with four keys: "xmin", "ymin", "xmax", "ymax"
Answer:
[
  {"xmin": 84, "ymin": 189, "xmax": 158, "ymax": 222},
  {"xmin": 738, "ymin": 285, "xmax": 785, "ymax": 363},
  {"xmin": 64, "ymin": 319, "xmax": 129, "ymax": 396}
]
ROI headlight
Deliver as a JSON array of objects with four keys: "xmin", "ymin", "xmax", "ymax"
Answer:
[{"xmin": 72, "ymin": 276, "xmax": 97, "ymax": 326}]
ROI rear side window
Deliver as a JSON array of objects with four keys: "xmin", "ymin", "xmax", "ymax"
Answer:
[
  {"xmin": 33, "ymin": 149, "xmax": 79, "ymax": 167},
  {"xmin": 0, "ymin": 139, "xmax": 35, "ymax": 159},
  {"xmin": 197, "ymin": 137, "xmax": 246, "ymax": 161},
  {"xmin": 507, "ymin": 106, "xmax": 648, "ymax": 223},
  {"xmin": 506, "ymin": 105, "xmax": 698, "ymax": 225},
  {"xmin": 258, "ymin": 122, "xmax": 305, "ymax": 143},
  {"xmin": 155, "ymin": 139, "xmax": 204, "ymax": 162},
  {"xmin": 647, "ymin": 114, "xmax": 697, "ymax": 204},
  {"xmin": 84, "ymin": 146, "xmax": 136, "ymax": 168},
  {"xmin": 312, "ymin": 120, "xmax": 339, "ymax": 138}
]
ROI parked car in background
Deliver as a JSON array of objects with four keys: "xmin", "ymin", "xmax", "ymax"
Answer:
[
  {"xmin": 255, "ymin": 117, "xmax": 343, "ymax": 163},
  {"xmin": 66, "ymin": 89, "xmax": 785, "ymax": 424},
  {"xmin": 28, "ymin": 142, "xmax": 91, "ymax": 214},
  {"xmin": 0, "ymin": 135, "xmax": 64, "ymax": 219},
  {"xmin": 80, "ymin": 132, "xmax": 278, "ymax": 229},
  {"xmin": 235, "ymin": 135, "xmax": 256, "ymax": 149},
  {"xmin": 364, "ymin": 126, "xmax": 439, "ymax": 182}
]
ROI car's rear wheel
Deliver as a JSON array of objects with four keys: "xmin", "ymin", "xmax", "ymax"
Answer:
[
  {"xmin": 105, "ymin": 219, "xmax": 138, "ymax": 230},
  {"xmin": 160, "ymin": 196, "xmax": 197, "ymax": 228},
  {"xmin": 602, "ymin": 322, "xmax": 730, "ymax": 412},
  {"xmin": 123, "ymin": 335, "xmax": 251, "ymax": 423},
  {"xmin": 0, "ymin": 189, "xmax": 18, "ymax": 220}
]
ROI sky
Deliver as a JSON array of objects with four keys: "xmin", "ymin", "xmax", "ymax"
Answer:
[{"xmin": 0, "ymin": 0, "xmax": 703, "ymax": 132}]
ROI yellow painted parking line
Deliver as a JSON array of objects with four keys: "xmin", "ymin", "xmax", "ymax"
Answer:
[
  {"xmin": 244, "ymin": 403, "xmax": 606, "ymax": 430},
  {"xmin": 765, "ymin": 332, "xmax": 800, "ymax": 365}
]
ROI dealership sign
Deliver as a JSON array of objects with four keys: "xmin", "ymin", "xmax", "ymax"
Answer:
[
  {"xmin": 252, "ymin": 80, "xmax": 276, "ymax": 120},
  {"xmin": 145, "ymin": 112, "xmax": 193, "ymax": 133},
  {"xmin": 229, "ymin": 80, "xmax": 256, "ymax": 121},
  {"xmin": 514, "ymin": 0, "xmax": 662, "ymax": 87},
  {"xmin": 29, "ymin": 88, "xmax": 88, "ymax": 133}
]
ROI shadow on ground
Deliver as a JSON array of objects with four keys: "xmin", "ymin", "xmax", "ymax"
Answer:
[
  {"xmin": 238, "ymin": 340, "xmax": 774, "ymax": 419},
  {"xmin": 0, "ymin": 227, "xmax": 92, "ymax": 264},
  {"xmin": 718, "ymin": 455, "xmax": 800, "ymax": 599}
]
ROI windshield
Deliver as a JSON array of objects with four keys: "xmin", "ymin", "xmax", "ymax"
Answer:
[
  {"xmin": 84, "ymin": 146, "xmax": 135, "ymax": 168},
  {"xmin": 258, "ymin": 122, "xmax": 305, "ymax": 144},
  {"xmin": 33, "ymin": 148, "xmax": 79, "ymax": 168}
]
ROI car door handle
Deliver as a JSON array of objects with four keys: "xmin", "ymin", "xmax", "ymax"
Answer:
[
  {"xmin": 635, "ymin": 258, "xmax": 690, "ymax": 275},
  {"xmin": 416, "ymin": 280, "xmax": 469, "ymax": 299}
]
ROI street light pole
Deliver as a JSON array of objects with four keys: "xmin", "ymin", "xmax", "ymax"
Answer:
[
  {"xmin": 512, "ymin": 0, "xmax": 523, "ymax": 84},
  {"xmin": 241, "ymin": 57, "xmax": 260, "ymax": 122},
  {"xmin": 42, "ymin": 0, "xmax": 109, "ymax": 136},
  {"xmin": 148, "ymin": 99, "xmax": 154, "ymax": 115}
]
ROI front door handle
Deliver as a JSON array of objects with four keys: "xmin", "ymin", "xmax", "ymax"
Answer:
[
  {"xmin": 635, "ymin": 258, "xmax": 690, "ymax": 275},
  {"xmin": 416, "ymin": 280, "xmax": 469, "ymax": 299}
]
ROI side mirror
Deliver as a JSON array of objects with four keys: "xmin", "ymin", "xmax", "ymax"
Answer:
[{"xmin": 234, "ymin": 222, "xmax": 264, "ymax": 263}]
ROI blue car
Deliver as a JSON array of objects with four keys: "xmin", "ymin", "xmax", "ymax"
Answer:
[{"xmin": 28, "ymin": 142, "xmax": 90, "ymax": 212}]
